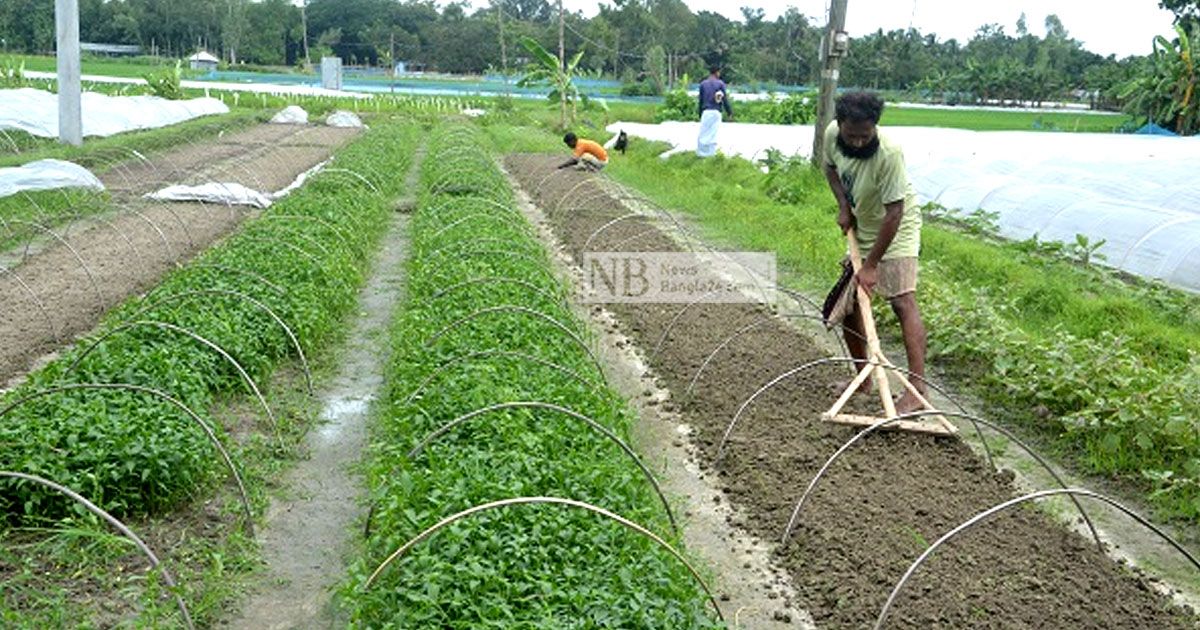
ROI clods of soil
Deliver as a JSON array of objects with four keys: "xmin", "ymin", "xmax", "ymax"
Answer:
[{"xmin": 505, "ymin": 153, "xmax": 1196, "ymax": 630}]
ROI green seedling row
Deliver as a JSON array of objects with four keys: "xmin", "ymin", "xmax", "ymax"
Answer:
[
  {"xmin": 0, "ymin": 118, "xmax": 418, "ymax": 522},
  {"xmin": 342, "ymin": 124, "xmax": 722, "ymax": 628}
]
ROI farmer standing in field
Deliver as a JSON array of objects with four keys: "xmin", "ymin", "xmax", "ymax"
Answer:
[
  {"xmin": 697, "ymin": 65, "xmax": 733, "ymax": 157},
  {"xmin": 558, "ymin": 132, "xmax": 609, "ymax": 171},
  {"xmin": 822, "ymin": 91, "xmax": 928, "ymax": 414}
]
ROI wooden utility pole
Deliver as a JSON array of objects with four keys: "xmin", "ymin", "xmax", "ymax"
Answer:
[
  {"xmin": 55, "ymin": 0, "xmax": 82, "ymax": 146},
  {"xmin": 558, "ymin": 0, "xmax": 566, "ymax": 127},
  {"xmin": 811, "ymin": 0, "xmax": 849, "ymax": 166}
]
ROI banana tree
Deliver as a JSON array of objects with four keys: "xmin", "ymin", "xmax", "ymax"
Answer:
[
  {"xmin": 1121, "ymin": 24, "xmax": 1198, "ymax": 135},
  {"xmin": 517, "ymin": 36, "xmax": 585, "ymax": 129}
]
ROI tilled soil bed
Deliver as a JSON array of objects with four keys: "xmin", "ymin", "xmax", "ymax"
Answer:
[{"xmin": 505, "ymin": 153, "xmax": 1196, "ymax": 629}]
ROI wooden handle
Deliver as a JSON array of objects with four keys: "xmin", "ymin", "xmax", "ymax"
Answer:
[{"xmin": 845, "ymin": 228, "xmax": 896, "ymax": 418}]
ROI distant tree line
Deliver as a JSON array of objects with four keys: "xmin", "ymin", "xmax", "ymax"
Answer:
[{"xmin": 0, "ymin": 0, "xmax": 1195, "ymax": 127}]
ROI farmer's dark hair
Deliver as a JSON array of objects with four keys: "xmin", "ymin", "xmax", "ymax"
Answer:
[
  {"xmin": 835, "ymin": 91, "xmax": 884, "ymax": 124},
  {"xmin": 709, "ymin": 64, "xmax": 721, "ymax": 75},
  {"xmin": 563, "ymin": 132, "xmax": 577, "ymax": 146}
]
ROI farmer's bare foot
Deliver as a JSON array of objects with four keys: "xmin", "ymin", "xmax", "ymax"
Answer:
[
  {"xmin": 895, "ymin": 391, "xmax": 926, "ymax": 415},
  {"xmin": 830, "ymin": 378, "xmax": 872, "ymax": 397}
]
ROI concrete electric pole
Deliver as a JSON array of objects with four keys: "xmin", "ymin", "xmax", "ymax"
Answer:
[
  {"xmin": 55, "ymin": 0, "xmax": 82, "ymax": 146},
  {"xmin": 497, "ymin": 2, "xmax": 507, "ymax": 74},
  {"xmin": 558, "ymin": 0, "xmax": 566, "ymax": 128},
  {"xmin": 811, "ymin": 0, "xmax": 848, "ymax": 166}
]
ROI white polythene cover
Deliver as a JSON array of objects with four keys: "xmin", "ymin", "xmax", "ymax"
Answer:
[
  {"xmin": 325, "ymin": 110, "xmax": 363, "ymax": 128},
  {"xmin": 0, "ymin": 159, "xmax": 104, "ymax": 197},
  {"xmin": 607, "ymin": 119, "xmax": 1200, "ymax": 293},
  {"xmin": 0, "ymin": 88, "xmax": 228, "ymax": 138},
  {"xmin": 143, "ymin": 159, "xmax": 331, "ymax": 209},
  {"xmin": 146, "ymin": 183, "xmax": 273, "ymax": 209},
  {"xmin": 270, "ymin": 106, "xmax": 308, "ymax": 124}
]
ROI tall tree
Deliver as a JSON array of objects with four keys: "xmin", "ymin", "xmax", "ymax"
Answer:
[{"xmin": 1161, "ymin": 0, "xmax": 1200, "ymax": 28}]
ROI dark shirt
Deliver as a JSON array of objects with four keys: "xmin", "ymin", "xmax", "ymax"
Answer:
[{"xmin": 698, "ymin": 76, "xmax": 732, "ymax": 118}]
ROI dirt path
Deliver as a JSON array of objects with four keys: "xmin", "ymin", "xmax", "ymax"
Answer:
[
  {"xmin": 505, "ymin": 153, "xmax": 1197, "ymax": 630},
  {"xmin": 0, "ymin": 124, "xmax": 359, "ymax": 387},
  {"xmin": 222, "ymin": 145, "xmax": 419, "ymax": 630}
]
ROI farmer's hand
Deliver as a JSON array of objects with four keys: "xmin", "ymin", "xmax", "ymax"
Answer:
[
  {"xmin": 856, "ymin": 262, "xmax": 879, "ymax": 292},
  {"xmin": 837, "ymin": 204, "xmax": 855, "ymax": 234}
]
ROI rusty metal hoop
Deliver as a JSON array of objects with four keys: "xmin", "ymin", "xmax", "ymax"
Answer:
[{"xmin": 0, "ymin": 471, "xmax": 195, "ymax": 629}]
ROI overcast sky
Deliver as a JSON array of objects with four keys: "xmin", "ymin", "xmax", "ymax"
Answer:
[{"xmin": 477, "ymin": 0, "xmax": 1177, "ymax": 59}]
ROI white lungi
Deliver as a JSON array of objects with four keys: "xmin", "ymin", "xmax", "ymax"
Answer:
[{"xmin": 697, "ymin": 109, "xmax": 721, "ymax": 157}]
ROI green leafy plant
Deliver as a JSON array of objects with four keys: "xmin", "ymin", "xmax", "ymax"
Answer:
[
  {"xmin": 1070, "ymin": 233, "xmax": 1107, "ymax": 265},
  {"xmin": 1121, "ymin": 24, "xmax": 1198, "ymax": 135},
  {"xmin": 764, "ymin": 93, "xmax": 815, "ymax": 125},
  {"xmin": 655, "ymin": 80, "xmax": 694, "ymax": 122},
  {"xmin": 921, "ymin": 202, "xmax": 1000, "ymax": 238},
  {"xmin": 143, "ymin": 60, "xmax": 184, "ymax": 100},
  {"xmin": 1, "ymin": 57, "xmax": 26, "ymax": 88},
  {"xmin": 517, "ymin": 36, "xmax": 586, "ymax": 130}
]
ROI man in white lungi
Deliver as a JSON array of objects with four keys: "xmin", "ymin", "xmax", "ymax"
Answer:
[{"xmin": 697, "ymin": 65, "xmax": 733, "ymax": 157}]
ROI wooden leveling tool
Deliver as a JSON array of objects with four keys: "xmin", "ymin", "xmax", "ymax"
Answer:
[{"xmin": 823, "ymin": 229, "xmax": 957, "ymax": 436}]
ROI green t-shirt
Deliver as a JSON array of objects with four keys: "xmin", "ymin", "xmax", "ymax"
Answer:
[{"xmin": 823, "ymin": 121, "xmax": 921, "ymax": 259}]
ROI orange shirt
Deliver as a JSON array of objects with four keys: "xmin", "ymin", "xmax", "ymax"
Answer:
[{"xmin": 573, "ymin": 139, "xmax": 608, "ymax": 161}]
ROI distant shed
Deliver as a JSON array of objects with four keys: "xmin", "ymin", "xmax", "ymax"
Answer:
[{"xmin": 188, "ymin": 51, "xmax": 219, "ymax": 72}]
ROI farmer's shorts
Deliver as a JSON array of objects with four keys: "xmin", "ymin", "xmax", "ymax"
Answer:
[
  {"xmin": 825, "ymin": 257, "xmax": 919, "ymax": 329},
  {"xmin": 575, "ymin": 154, "xmax": 608, "ymax": 171},
  {"xmin": 877, "ymin": 256, "xmax": 918, "ymax": 299}
]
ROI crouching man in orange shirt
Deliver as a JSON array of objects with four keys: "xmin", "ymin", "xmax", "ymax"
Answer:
[{"xmin": 558, "ymin": 132, "xmax": 609, "ymax": 171}]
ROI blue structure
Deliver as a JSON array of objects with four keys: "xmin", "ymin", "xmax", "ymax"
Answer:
[{"xmin": 1134, "ymin": 122, "xmax": 1178, "ymax": 136}]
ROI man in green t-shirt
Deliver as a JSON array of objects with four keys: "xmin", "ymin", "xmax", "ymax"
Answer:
[{"xmin": 822, "ymin": 91, "xmax": 927, "ymax": 414}]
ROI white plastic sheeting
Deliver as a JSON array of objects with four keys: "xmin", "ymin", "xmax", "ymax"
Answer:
[
  {"xmin": 0, "ymin": 159, "xmax": 104, "ymax": 197},
  {"xmin": 0, "ymin": 88, "xmax": 228, "ymax": 138},
  {"xmin": 270, "ymin": 106, "xmax": 309, "ymax": 124},
  {"xmin": 146, "ymin": 183, "xmax": 273, "ymax": 209},
  {"xmin": 24, "ymin": 71, "xmax": 373, "ymax": 99},
  {"xmin": 608, "ymin": 120, "xmax": 1200, "ymax": 293},
  {"xmin": 144, "ymin": 158, "xmax": 332, "ymax": 209},
  {"xmin": 325, "ymin": 110, "xmax": 363, "ymax": 128},
  {"xmin": 271, "ymin": 158, "xmax": 331, "ymax": 199}
]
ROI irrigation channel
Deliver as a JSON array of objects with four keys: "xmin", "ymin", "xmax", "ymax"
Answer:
[
  {"xmin": 224, "ymin": 142, "xmax": 421, "ymax": 628},
  {"xmin": 0, "ymin": 123, "xmax": 359, "ymax": 386},
  {"xmin": 504, "ymin": 152, "xmax": 1200, "ymax": 629}
]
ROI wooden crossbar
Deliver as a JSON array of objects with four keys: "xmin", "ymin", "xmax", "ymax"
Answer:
[{"xmin": 824, "ymin": 228, "xmax": 956, "ymax": 436}]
